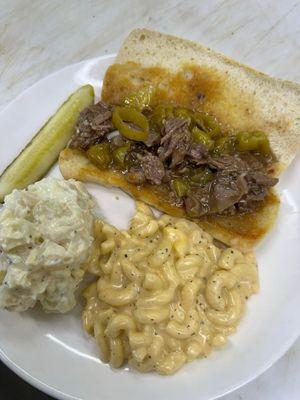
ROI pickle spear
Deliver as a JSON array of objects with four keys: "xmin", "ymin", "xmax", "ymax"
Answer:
[{"xmin": 0, "ymin": 84, "xmax": 94, "ymax": 202}]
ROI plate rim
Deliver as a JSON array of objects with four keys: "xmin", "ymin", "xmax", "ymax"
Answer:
[{"xmin": 1, "ymin": 330, "xmax": 299, "ymax": 400}]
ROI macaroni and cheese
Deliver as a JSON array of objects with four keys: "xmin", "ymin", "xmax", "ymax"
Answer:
[{"xmin": 83, "ymin": 202, "xmax": 259, "ymax": 375}]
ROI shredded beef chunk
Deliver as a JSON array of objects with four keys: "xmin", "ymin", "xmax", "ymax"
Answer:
[
  {"xmin": 69, "ymin": 101, "xmax": 114, "ymax": 150},
  {"xmin": 144, "ymin": 129, "xmax": 161, "ymax": 147},
  {"xmin": 185, "ymin": 189, "xmax": 211, "ymax": 216},
  {"xmin": 247, "ymin": 171, "xmax": 278, "ymax": 187},
  {"xmin": 184, "ymin": 171, "xmax": 248, "ymax": 217},
  {"xmin": 188, "ymin": 143, "xmax": 209, "ymax": 165},
  {"xmin": 210, "ymin": 171, "xmax": 249, "ymax": 213},
  {"xmin": 239, "ymin": 151, "xmax": 274, "ymax": 171},
  {"xmin": 124, "ymin": 149, "xmax": 165, "ymax": 185},
  {"xmin": 184, "ymin": 156, "xmax": 278, "ymax": 216},
  {"xmin": 158, "ymin": 118, "xmax": 191, "ymax": 167},
  {"xmin": 236, "ymin": 172, "xmax": 278, "ymax": 212},
  {"xmin": 137, "ymin": 152, "xmax": 165, "ymax": 185},
  {"xmin": 208, "ymin": 154, "xmax": 248, "ymax": 171}
]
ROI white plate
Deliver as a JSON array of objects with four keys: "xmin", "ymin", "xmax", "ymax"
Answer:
[{"xmin": 0, "ymin": 55, "xmax": 299, "ymax": 400}]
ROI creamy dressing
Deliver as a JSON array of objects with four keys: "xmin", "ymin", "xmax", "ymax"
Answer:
[{"xmin": 0, "ymin": 178, "xmax": 94, "ymax": 313}]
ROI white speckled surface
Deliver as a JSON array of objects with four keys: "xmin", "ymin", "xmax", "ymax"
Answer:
[{"xmin": 0, "ymin": 0, "xmax": 299, "ymax": 399}]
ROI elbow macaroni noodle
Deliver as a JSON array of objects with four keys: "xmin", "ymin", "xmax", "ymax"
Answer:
[{"xmin": 83, "ymin": 202, "xmax": 259, "ymax": 375}]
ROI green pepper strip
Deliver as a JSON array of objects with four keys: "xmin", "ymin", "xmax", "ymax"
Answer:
[
  {"xmin": 112, "ymin": 145, "xmax": 130, "ymax": 166},
  {"xmin": 190, "ymin": 168, "xmax": 214, "ymax": 185},
  {"xmin": 192, "ymin": 127, "xmax": 214, "ymax": 149},
  {"xmin": 151, "ymin": 104, "xmax": 174, "ymax": 127},
  {"xmin": 87, "ymin": 142, "xmax": 111, "ymax": 169},
  {"xmin": 193, "ymin": 113, "xmax": 221, "ymax": 138},
  {"xmin": 174, "ymin": 108, "xmax": 193, "ymax": 125},
  {"xmin": 212, "ymin": 135, "xmax": 236, "ymax": 155},
  {"xmin": 112, "ymin": 106, "xmax": 149, "ymax": 141},
  {"xmin": 172, "ymin": 178, "xmax": 189, "ymax": 197},
  {"xmin": 236, "ymin": 131, "xmax": 270, "ymax": 153}
]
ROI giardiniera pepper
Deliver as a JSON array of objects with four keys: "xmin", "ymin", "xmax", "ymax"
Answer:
[
  {"xmin": 112, "ymin": 106, "xmax": 149, "ymax": 141},
  {"xmin": 236, "ymin": 131, "xmax": 270, "ymax": 153}
]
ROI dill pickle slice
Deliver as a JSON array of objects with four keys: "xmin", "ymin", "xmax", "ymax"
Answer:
[{"xmin": 0, "ymin": 85, "xmax": 94, "ymax": 202}]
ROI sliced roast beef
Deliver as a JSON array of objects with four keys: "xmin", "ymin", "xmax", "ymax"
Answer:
[
  {"xmin": 125, "ymin": 149, "xmax": 165, "ymax": 185},
  {"xmin": 158, "ymin": 118, "xmax": 192, "ymax": 168},
  {"xmin": 184, "ymin": 162, "xmax": 277, "ymax": 216},
  {"xmin": 69, "ymin": 101, "xmax": 114, "ymax": 150},
  {"xmin": 144, "ymin": 129, "xmax": 161, "ymax": 147},
  {"xmin": 239, "ymin": 171, "xmax": 278, "ymax": 205},
  {"xmin": 137, "ymin": 152, "xmax": 165, "ymax": 185},
  {"xmin": 170, "ymin": 132, "xmax": 191, "ymax": 168},
  {"xmin": 246, "ymin": 171, "xmax": 278, "ymax": 187},
  {"xmin": 208, "ymin": 154, "xmax": 248, "ymax": 171},
  {"xmin": 188, "ymin": 143, "xmax": 209, "ymax": 165},
  {"xmin": 161, "ymin": 169, "xmax": 173, "ymax": 184},
  {"xmin": 239, "ymin": 151, "xmax": 274, "ymax": 171},
  {"xmin": 208, "ymin": 152, "xmax": 274, "ymax": 173},
  {"xmin": 185, "ymin": 188, "xmax": 211, "ymax": 216},
  {"xmin": 162, "ymin": 118, "xmax": 188, "ymax": 141},
  {"xmin": 185, "ymin": 171, "xmax": 248, "ymax": 217},
  {"xmin": 235, "ymin": 171, "xmax": 278, "ymax": 212},
  {"xmin": 209, "ymin": 171, "xmax": 249, "ymax": 213},
  {"xmin": 172, "ymin": 163, "xmax": 191, "ymax": 176}
]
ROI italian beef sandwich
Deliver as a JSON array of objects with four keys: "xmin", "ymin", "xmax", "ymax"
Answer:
[{"xmin": 59, "ymin": 29, "xmax": 300, "ymax": 250}]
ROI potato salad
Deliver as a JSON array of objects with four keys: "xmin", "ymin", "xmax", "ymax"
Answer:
[{"xmin": 0, "ymin": 178, "xmax": 94, "ymax": 313}]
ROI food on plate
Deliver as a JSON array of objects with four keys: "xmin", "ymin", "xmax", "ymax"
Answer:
[
  {"xmin": 0, "ymin": 85, "xmax": 94, "ymax": 202},
  {"xmin": 59, "ymin": 29, "xmax": 300, "ymax": 250},
  {"xmin": 1, "ymin": 29, "xmax": 299, "ymax": 382},
  {"xmin": 82, "ymin": 202, "xmax": 258, "ymax": 375},
  {"xmin": 0, "ymin": 177, "xmax": 94, "ymax": 312}
]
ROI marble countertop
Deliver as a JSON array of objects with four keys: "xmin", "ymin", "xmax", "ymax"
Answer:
[{"xmin": 0, "ymin": 0, "xmax": 299, "ymax": 399}]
